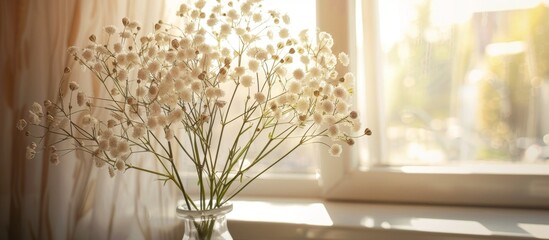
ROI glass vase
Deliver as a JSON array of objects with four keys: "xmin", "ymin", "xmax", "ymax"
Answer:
[{"xmin": 176, "ymin": 200, "xmax": 233, "ymax": 240}]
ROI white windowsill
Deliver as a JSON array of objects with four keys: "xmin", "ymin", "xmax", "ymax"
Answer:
[{"xmin": 227, "ymin": 198, "xmax": 549, "ymax": 240}]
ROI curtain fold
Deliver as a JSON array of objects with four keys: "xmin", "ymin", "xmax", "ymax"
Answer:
[{"xmin": 1, "ymin": 1, "xmax": 183, "ymax": 239}]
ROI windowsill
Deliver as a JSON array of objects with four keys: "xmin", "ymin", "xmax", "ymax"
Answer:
[{"xmin": 227, "ymin": 197, "xmax": 549, "ymax": 240}]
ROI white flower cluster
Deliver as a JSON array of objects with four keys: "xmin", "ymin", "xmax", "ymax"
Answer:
[{"xmin": 19, "ymin": 0, "xmax": 369, "ymax": 201}]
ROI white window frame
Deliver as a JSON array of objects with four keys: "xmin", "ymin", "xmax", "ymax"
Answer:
[{"xmin": 317, "ymin": 0, "xmax": 549, "ymax": 208}]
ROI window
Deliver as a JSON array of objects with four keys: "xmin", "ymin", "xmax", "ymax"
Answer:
[{"xmin": 319, "ymin": 0, "xmax": 549, "ymax": 208}]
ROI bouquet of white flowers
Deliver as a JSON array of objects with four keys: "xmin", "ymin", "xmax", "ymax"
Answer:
[{"xmin": 18, "ymin": 0, "xmax": 369, "ymax": 226}]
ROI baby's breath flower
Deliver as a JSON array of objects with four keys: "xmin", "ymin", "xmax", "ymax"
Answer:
[
  {"xmin": 156, "ymin": 115, "xmax": 168, "ymax": 126},
  {"xmin": 166, "ymin": 51, "xmax": 176, "ymax": 62},
  {"xmin": 26, "ymin": 145, "xmax": 36, "ymax": 160},
  {"xmin": 279, "ymin": 28, "xmax": 290, "ymax": 39},
  {"xmin": 327, "ymin": 125, "xmax": 339, "ymax": 138},
  {"xmin": 178, "ymin": 3, "xmax": 189, "ymax": 15},
  {"xmin": 329, "ymin": 144, "xmax": 342, "ymax": 157},
  {"xmin": 322, "ymin": 84, "xmax": 333, "ymax": 96},
  {"xmin": 227, "ymin": 9, "xmax": 240, "ymax": 21},
  {"xmin": 120, "ymin": 31, "xmax": 131, "ymax": 39},
  {"xmin": 111, "ymin": 88, "xmax": 120, "ymax": 96},
  {"xmin": 333, "ymin": 86, "xmax": 348, "ymax": 100},
  {"xmin": 81, "ymin": 114, "xmax": 93, "ymax": 125},
  {"xmin": 147, "ymin": 116, "xmax": 159, "ymax": 129},
  {"xmin": 293, "ymin": 68, "xmax": 305, "ymax": 80},
  {"xmin": 235, "ymin": 27, "xmax": 246, "ymax": 36},
  {"xmin": 299, "ymin": 29, "xmax": 309, "ymax": 43},
  {"xmin": 108, "ymin": 166, "xmax": 116, "ymax": 177},
  {"xmin": 77, "ymin": 91, "xmax": 86, "ymax": 107},
  {"xmin": 338, "ymin": 52, "xmax": 350, "ymax": 67},
  {"xmin": 16, "ymin": 119, "xmax": 27, "ymax": 131},
  {"xmin": 336, "ymin": 101, "xmax": 348, "ymax": 113},
  {"xmin": 30, "ymin": 102, "xmax": 42, "ymax": 115},
  {"xmin": 329, "ymin": 69, "xmax": 338, "ymax": 80},
  {"xmin": 164, "ymin": 128, "xmax": 174, "ymax": 140},
  {"xmin": 150, "ymin": 102, "xmax": 162, "ymax": 116},
  {"xmin": 117, "ymin": 69, "xmax": 128, "ymax": 82},
  {"xmin": 81, "ymin": 49, "xmax": 93, "ymax": 61},
  {"xmin": 254, "ymin": 92, "xmax": 266, "ymax": 103},
  {"xmin": 248, "ymin": 59, "xmax": 260, "ymax": 72},
  {"xmin": 113, "ymin": 43, "xmax": 123, "ymax": 53},
  {"xmin": 116, "ymin": 53, "xmax": 127, "ymax": 66},
  {"xmin": 148, "ymin": 85, "xmax": 159, "ymax": 97},
  {"xmin": 69, "ymin": 81, "xmax": 79, "ymax": 91},
  {"xmin": 105, "ymin": 25, "xmax": 117, "ymax": 35},
  {"xmin": 288, "ymin": 80, "xmax": 301, "ymax": 94},
  {"xmin": 318, "ymin": 32, "xmax": 334, "ymax": 48},
  {"xmin": 214, "ymin": 88, "xmax": 225, "ymax": 98},
  {"xmin": 67, "ymin": 46, "xmax": 78, "ymax": 55},
  {"xmin": 169, "ymin": 109, "xmax": 184, "ymax": 123},
  {"xmin": 240, "ymin": 75, "xmax": 254, "ymax": 87},
  {"xmin": 252, "ymin": 13, "xmax": 262, "ymax": 22},
  {"xmin": 190, "ymin": 80, "xmax": 203, "ymax": 93},
  {"xmin": 282, "ymin": 14, "xmax": 291, "ymax": 24},
  {"xmin": 195, "ymin": 0, "xmax": 206, "ymax": 9},
  {"xmin": 276, "ymin": 66, "xmax": 287, "ymax": 76},
  {"xmin": 49, "ymin": 153, "xmax": 60, "ymax": 165},
  {"xmin": 107, "ymin": 119, "xmax": 117, "ymax": 128},
  {"xmin": 106, "ymin": 137, "xmax": 118, "ymax": 151},
  {"xmin": 241, "ymin": 2, "xmax": 252, "ymax": 15},
  {"xmin": 313, "ymin": 112, "xmax": 323, "ymax": 125},
  {"xmin": 296, "ymin": 98, "xmax": 309, "ymax": 113},
  {"xmin": 158, "ymin": 79, "xmax": 174, "ymax": 96},
  {"xmin": 127, "ymin": 52, "xmax": 140, "ymax": 65},
  {"xmin": 234, "ymin": 66, "xmax": 245, "ymax": 77},
  {"xmin": 310, "ymin": 67, "xmax": 322, "ymax": 78},
  {"xmin": 128, "ymin": 21, "xmax": 140, "ymax": 30},
  {"xmin": 117, "ymin": 141, "xmax": 130, "ymax": 154},
  {"xmin": 205, "ymin": 87, "xmax": 217, "ymax": 99},
  {"xmin": 219, "ymin": 24, "xmax": 232, "ymax": 36},
  {"xmin": 92, "ymin": 62, "xmax": 102, "ymax": 72},
  {"xmin": 215, "ymin": 100, "xmax": 226, "ymax": 108},
  {"xmin": 179, "ymin": 88, "xmax": 192, "ymax": 102},
  {"xmin": 300, "ymin": 55, "xmax": 310, "ymax": 65},
  {"xmin": 95, "ymin": 157, "xmax": 105, "ymax": 168},
  {"xmin": 207, "ymin": 17, "xmax": 218, "ymax": 27},
  {"xmin": 344, "ymin": 72, "xmax": 354, "ymax": 85},
  {"xmin": 283, "ymin": 55, "xmax": 293, "ymax": 64},
  {"xmin": 28, "ymin": 111, "xmax": 40, "ymax": 125},
  {"xmin": 132, "ymin": 124, "xmax": 146, "ymax": 139},
  {"xmin": 323, "ymin": 115, "xmax": 337, "ymax": 126},
  {"xmin": 98, "ymin": 138, "xmax": 109, "ymax": 151},
  {"xmin": 321, "ymin": 100, "xmax": 335, "ymax": 114}
]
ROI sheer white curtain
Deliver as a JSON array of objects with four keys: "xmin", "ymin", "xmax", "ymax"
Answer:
[{"xmin": 1, "ymin": 1, "xmax": 184, "ymax": 239}]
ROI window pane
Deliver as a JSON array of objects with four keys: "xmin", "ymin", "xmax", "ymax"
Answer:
[{"xmin": 377, "ymin": 0, "xmax": 549, "ymax": 166}]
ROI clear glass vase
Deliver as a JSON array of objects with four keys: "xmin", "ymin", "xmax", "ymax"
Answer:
[{"xmin": 176, "ymin": 200, "xmax": 233, "ymax": 240}]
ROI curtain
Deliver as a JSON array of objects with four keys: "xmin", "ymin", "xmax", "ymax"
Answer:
[{"xmin": 1, "ymin": 1, "xmax": 184, "ymax": 239}]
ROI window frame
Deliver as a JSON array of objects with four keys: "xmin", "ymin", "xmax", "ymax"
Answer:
[{"xmin": 317, "ymin": 0, "xmax": 549, "ymax": 209}]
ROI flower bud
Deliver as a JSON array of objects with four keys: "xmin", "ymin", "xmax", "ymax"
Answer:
[
  {"xmin": 349, "ymin": 111, "xmax": 358, "ymax": 119},
  {"xmin": 171, "ymin": 39, "xmax": 179, "ymax": 49},
  {"xmin": 122, "ymin": 17, "xmax": 129, "ymax": 26}
]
